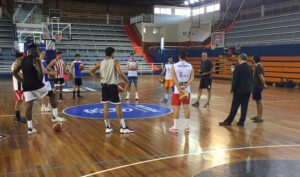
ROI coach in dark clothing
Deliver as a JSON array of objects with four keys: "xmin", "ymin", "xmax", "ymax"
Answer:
[{"xmin": 219, "ymin": 53, "xmax": 253, "ymax": 126}]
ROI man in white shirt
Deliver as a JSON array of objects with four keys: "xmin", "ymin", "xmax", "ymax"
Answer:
[
  {"xmin": 170, "ymin": 51, "xmax": 194, "ymax": 133},
  {"xmin": 126, "ymin": 53, "xmax": 139, "ymax": 100},
  {"xmin": 160, "ymin": 56, "xmax": 174, "ymax": 103}
]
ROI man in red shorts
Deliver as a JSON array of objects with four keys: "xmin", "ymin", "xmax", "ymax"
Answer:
[
  {"xmin": 11, "ymin": 52, "xmax": 26, "ymax": 123},
  {"xmin": 169, "ymin": 51, "xmax": 194, "ymax": 133}
]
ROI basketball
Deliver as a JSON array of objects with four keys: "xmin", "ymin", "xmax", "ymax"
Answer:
[
  {"xmin": 159, "ymin": 77, "xmax": 165, "ymax": 84},
  {"xmin": 52, "ymin": 122, "xmax": 63, "ymax": 132},
  {"xmin": 79, "ymin": 64, "xmax": 85, "ymax": 70},
  {"xmin": 118, "ymin": 82, "xmax": 126, "ymax": 92},
  {"xmin": 179, "ymin": 90, "xmax": 189, "ymax": 100}
]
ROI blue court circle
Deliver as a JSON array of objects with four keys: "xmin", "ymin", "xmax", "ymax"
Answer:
[{"xmin": 63, "ymin": 103, "xmax": 173, "ymax": 120}]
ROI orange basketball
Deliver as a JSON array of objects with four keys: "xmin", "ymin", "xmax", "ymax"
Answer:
[
  {"xmin": 52, "ymin": 122, "xmax": 63, "ymax": 132},
  {"xmin": 118, "ymin": 82, "xmax": 126, "ymax": 92},
  {"xmin": 159, "ymin": 77, "xmax": 165, "ymax": 84},
  {"xmin": 179, "ymin": 90, "xmax": 189, "ymax": 100},
  {"xmin": 79, "ymin": 64, "xmax": 85, "ymax": 70}
]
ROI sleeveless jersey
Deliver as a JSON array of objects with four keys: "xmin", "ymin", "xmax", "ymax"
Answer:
[
  {"xmin": 165, "ymin": 63, "xmax": 173, "ymax": 80},
  {"xmin": 11, "ymin": 62, "xmax": 23, "ymax": 91},
  {"xmin": 173, "ymin": 60, "xmax": 193, "ymax": 94},
  {"xmin": 55, "ymin": 59, "xmax": 65, "ymax": 79},
  {"xmin": 41, "ymin": 59, "xmax": 49, "ymax": 83},
  {"xmin": 100, "ymin": 59, "xmax": 118, "ymax": 85},
  {"xmin": 128, "ymin": 60, "xmax": 138, "ymax": 77},
  {"xmin": 72, "ymin": 60, "xmax": 82, "ymax": 78}
]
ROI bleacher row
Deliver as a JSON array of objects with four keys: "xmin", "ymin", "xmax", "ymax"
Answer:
[
  {"xmin": 188, "ymin": 56, "xmax": 300, "ymax": 84},
  {"xmin": 225, "ymin": 12, "xmax": 300, "ymax": 47}
]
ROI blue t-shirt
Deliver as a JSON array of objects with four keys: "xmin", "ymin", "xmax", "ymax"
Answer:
[{"xmin": 73, "ymin": 60, "xmax": 82, "ymax": 78}]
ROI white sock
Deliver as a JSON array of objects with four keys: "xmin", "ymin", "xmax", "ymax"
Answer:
[
  {"xmin": 104, "ymin": 120, "xmax": 111, "ymax": 128},
  {"xmin": 165, "ymin": 93, "xmax": 168, "ymax": 99},
  {"xmin": 120, "ymin": 119, "xmax": 126, "ymax": 129},
  {"xmin": 27, "ymin": 120, "xmax": 33, "ymax": 129},
  {"xmin": 52, "ymin": 108, "xmax": 58, "ymax": 117},
  {"xmin": 135, "ymin": 92, "xmax": 139, "ymax": 96},
  {"xmin": 173, "ymin": 119, "xmax": 178, "ymax": 128},
  {"xmin": 185, "ymin": 119, "xmax": 190, "ymax": 127},
  {"xmin": 41, "ymin": 104, "xmax": 45, "ymax": 108}
]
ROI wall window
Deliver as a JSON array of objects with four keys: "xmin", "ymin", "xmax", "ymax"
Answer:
[
  {"xmin": 206, "ymin": 4, "xmax": 215, "ymax": 13},
  {"xmin": 215, "ymin": 3, "xmax": 220, "ymax": 11},
  {"xmin": 192, "ymin": 7, "xmax": 205, "ymax": 16},
  {"xmin": 154, "ymin": 7, "xmax": 160, "ymax": 14},
  {"xmin": 155, "ymin": 7, "xmax": 172, "ymax": 15},
  {"xmin": 175, "ymin": 9, "xmax": 190, "ymax": 16}
]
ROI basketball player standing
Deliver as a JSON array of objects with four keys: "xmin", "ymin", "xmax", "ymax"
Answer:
[
  {"xmin": 90, "ymin": 47, "xmax": 134, "ymax": 134},
  {"xmin": 160, "ymin": 56, "xmax": 174, "ymax": 103},
  {"xmin": 169, "ymin": 51, "xmax": 194, "ymax": 133},
  {"xmin": 126, "ymin": 53, "xmax": 139, "ymax": 100},
  {"xmin": 70, "ymin": 54, "xmax": 83, "ymax": 99}
]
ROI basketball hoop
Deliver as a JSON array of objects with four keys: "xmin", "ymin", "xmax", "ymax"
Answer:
[{"xmin": 53, "ymin": 33, "xmax": 62, "ymax": 43}]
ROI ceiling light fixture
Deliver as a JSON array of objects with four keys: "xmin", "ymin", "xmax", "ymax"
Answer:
[{"xmin": 184, "ymin": 1, "xmax": 189, "ymax": 5}]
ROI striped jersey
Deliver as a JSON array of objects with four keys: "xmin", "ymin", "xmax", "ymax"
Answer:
[
  {"xmin": 55, "ymin": 59, "xmax": 65, "ymax": 79},
  {"xmin": 165, "ymin": 63, "xmax": 173, "ymax": 80},
  {"xmin": 11, "ymin": 62, "xmax": 23, "ymax": 91},
  {"xmin": 41, "ymin": 59, "xmax": 49, "ymax": 83},
  {"xmin": 72, "ymin": 60, "xmax": 82, "ymax": 78},
  {"xmin": 173, "ymin": 60, "xmax": 193, "ymax": 94}
]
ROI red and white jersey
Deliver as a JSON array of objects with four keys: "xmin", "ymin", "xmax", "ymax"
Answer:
[
  {"xmin": 11, "ymin": 62, "xmax": 23, "ymax": 91},
  {"xmin": 55, "ymin": 59, "xmax": 65, "ymax": 79},
  {"xmin": 165, "ymin": 63, "xmax": 173, "ymax": 80},
  {"xmin": 173, "ymin": 60, "xmax": 193, "ymax": 94}
]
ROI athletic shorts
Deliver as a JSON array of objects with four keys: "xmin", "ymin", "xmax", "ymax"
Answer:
[
  {"xmin": 24, "ymin": 86, "xmax": 49, "ymax": 103},
  {"xmin": 199, "ymin": 78, "xmax": 212, "ymax": 89},
  {"xmin": 172, "ymin": 93, "xmax": 190, "ymax": 106},
  {"xmin": 165, "ymin": 79, "xmax": 174, "ymax": 88},
  {"xmin": 54, "ymin": 78, "xmax": 65, "ymax": 87},
  {"xmin": 14, "ymin": 90, "xmax": 24, "ymax": 101},
  {"xmin": 44, "ymin": 81, "xmax": 52, "ymax": 91},
  {"xmin": 74, "ymin": 78, "xmax": 82, "ymax": 86},
  {"xmin": 101, "ymin": 84, "xmax": 121, "ymax": 104},
  {"xmin": 252, "ymin": 86, "xmax": 263, "ymax": 101},
  {"xmin": 128, "ymin": 76, "xmax": 138, "ymax": 84}
]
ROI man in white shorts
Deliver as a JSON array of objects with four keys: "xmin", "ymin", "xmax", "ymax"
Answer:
[{"xmin": 13, "ymin": 45, "xmax": 65, "ymax": 135}]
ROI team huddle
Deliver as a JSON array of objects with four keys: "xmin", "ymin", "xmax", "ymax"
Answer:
[{"xmin": 11, "ymin": 44, "xmax": 266, "ymax": 135}]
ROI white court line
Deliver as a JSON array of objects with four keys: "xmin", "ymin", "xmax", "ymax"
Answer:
[{"xmin": 82, "ymin": 144, "xmax": 300, "ymax": 177}]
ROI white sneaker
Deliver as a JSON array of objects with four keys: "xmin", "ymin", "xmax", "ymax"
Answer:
[
  {"xmin": 105, "ymin": 127, "xmax": 113, "ymax": 134},
  {"xmin": 44, "ymin": 107, "xmax": 52, "ymax": 112},
  {"xmin": 135, "ymin": 94, "xmax": 139, "ymax": 100},
  {"xmin": 41, "ymin": 105, "xmax": 45, "ymax": 112},
  {"xmin": 28, "ymin": 128, "xmax": 37, "ymax": 135},
  {"xmin": 120, "ymin": 126, "xmax": 135, "ymax": 134},
  {"xmin": 47, "ymin": 104, "xmax": 52, "ymax": 110},
  {"xmin": 52, "ymin": 116, "xmax": 66, "ymax": 123},
  {"xmin": 126, "ymin": 95, "xmax": 130, "ymax": 100}
]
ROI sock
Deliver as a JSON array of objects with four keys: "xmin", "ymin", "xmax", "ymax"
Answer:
[
  {"xmin": 173, "ymin": 119, "xmax": 178, "ymax": 128},
  {"xmin": 120, "ymin": 119, "xmax": 126, "ymax": 129},
  {"xmin": 73, "ymin": 91, "xmax": 76, "ymax": 98},
  {"xmin": 59, "ymin": 93, "xmax": 62, "ymax": 99},
  {"xmin": 52, "ymin": 108, "xmax": 58, "ymax": 117},
  {"xmin": 165, "ymin": 93, "xmax": 168, "ymax": 99},
  {"xmin": 77, "ymin": 90, "xmax": 80, "ymax": 96},
  {"xmin": 185, "ymin": 119, "xmax": 190, "ymax": 127},
  {"xmin": 15, "ymin": 111, "xmax": 21, "ymax": 121},
  {"xmin": 127, "ymin": 92, "xmax": 130, "ymax": 96},
  {"xmin": 135, "ymin": 92, "xmax": 138, "ymax": 96},
  {"xmin": 47, "ymin": 103, "xmax": 51, "ymax": 108},
  {"xmin": 104, "ymin": 120, "xmax": 111, "ymax": 128},
  {"xmin": 27, "ymin": 120, "xmax": 33, "ymax": 129}
]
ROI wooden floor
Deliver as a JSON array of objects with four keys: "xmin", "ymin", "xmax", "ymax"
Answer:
[{"xmin": 0, "ymin": 75, "xmax": 300, "ymax": 177}]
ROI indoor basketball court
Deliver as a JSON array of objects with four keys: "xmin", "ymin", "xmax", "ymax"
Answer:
[{"xmin": 1, "ymin": 0, "xmax": 300, "ymax": 177}]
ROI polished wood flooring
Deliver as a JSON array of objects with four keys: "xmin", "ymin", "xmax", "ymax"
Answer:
[{"xmin": 0, "ymin": 76, "xmax": 300, "ymax": 177}]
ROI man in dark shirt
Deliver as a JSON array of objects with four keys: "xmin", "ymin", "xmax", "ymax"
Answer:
[
  {"xmin": 251, "ymin": 56, "xmax": 267, "ymax": 123},
  {"xmin": 219, "ymin": 53, "xmax": 253, "ymax": 127},
  {"xmin": 192, "ymin": 52, "xmax": 214, "ymax": 108}
]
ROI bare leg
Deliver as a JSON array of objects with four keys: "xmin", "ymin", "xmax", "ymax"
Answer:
[
  {"xmin": 204, "ymin": 89, "xmax": 211, "ymax": 108},
  {"xmin": 183, "ymin": 104, "xmax": 190, "ymax": 130},
  {"xmin": 25, "ymin": 101, "xmax": 34, "ymax": 121},
  {"xmin": 256, "ymin": 100, "xmax": 263, "ymax": 119}
]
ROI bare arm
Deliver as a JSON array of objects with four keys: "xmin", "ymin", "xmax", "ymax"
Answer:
[
  {"xmin": 171, "ymin": 65, "xmax": 181, "ymax": 92},
  {"xmin": 12, "ymin": 63, "xmax": 22, "ymax": 82},
  {"xmin": 259, "ymin": 74, "xmax": 267, "ymax": 88},
  {"xmin": 135, "ymin": 61, "xmax": 139, "ymax": 70},
  {"xmin": 160, "ymin": 66, "xmax": 166, "ymax": 77},
  {"xmin": 183, "ymin": 68, "xmax": 195, "ymax": 89},
  {"xmin": 90, "ymin": 63, "xmax": 101, "ymax": 77},
  {"xmin": 47, "ymin": 59, "xmax": 57, "ymax": 72},
  {"xmin": 115, "ymin": 60, "xmax": 128, "ymax": 84},
  {"xmin": 33, "ymin": 58, "xmax": 43, "ymax": 81},
  {"xmin": 70, "ymin": 62, "xmax": 74, "ymax": 77}
]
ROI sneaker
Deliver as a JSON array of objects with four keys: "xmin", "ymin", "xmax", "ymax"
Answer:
[
  {"xmin": 161, "ymin": 98, "xmax": 168, "ymax": 103},
  {"xmin": 184, "ymin": 127, "xmax": 190, "ymax": 132},
  {"xmin": 251, "ymin": 116, "xmax": 258, "ymax": 120},
  {"xmin": 203, "ymin": 102, "xmax": 210, "ymax": 108},
  {"xmin": 169, "ymin": 127, "xmax": 179, "ymax": 133},
  {"xmin": 52, "ymin": 116, "xmax": 66, "ymax": 123},
  {"xmin": 135, "ymin": 95, "xmax": 139, "ymax": 100},
  {"xmin": 28, "ymin": 128, "xmax": 37, "ymax": 135},
  {"xmin": 105, "ymin": 127, "xmax": 113, "ymax": 134},
  {"xmin": 253, "ymin": 118, "xmax": 264, "ymax": 123},
  {"xmin": 43, "ymin": 106, "xmax": 52, "ymax": 112},
  {"xmin": 120, "ymin": 126, "xmax": 135, "ymax": 134},
  {"xmin": 126, "ymin": 95, "xmax": 130, "ymax": 100},
  {"xmin": 41, "ymin": 105, "xmax": 45, "ymax": 112},
  {"xmin": 15, "ymin": 117, "xmax": 27, "ymax": 124},
  {"xmin": 192, "ymin": 102, "xmax": 200, "ymax": 107}
]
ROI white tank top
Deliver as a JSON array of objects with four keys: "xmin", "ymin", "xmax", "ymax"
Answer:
[
  {"xmin": 128, "ymin": 60, "xmax": 138, "ymax": 77},
  {"xmin": 173, "ymin": 60, "xmax": 193, "ymax": 94},
  {"xmin": 165, "ymin": 63, "xmax": 173, "ymax": 80},
  {"xmin": 100, "ymin": 59, "xmax": 118, "ymax": 85},
  {"xmin": 11, "ymin": 62, "xmax": 23, "ymax": 91}
]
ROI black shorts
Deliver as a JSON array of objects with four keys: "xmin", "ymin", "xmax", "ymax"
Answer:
[
  {"xmin": 252, "ymin": 86, "xmax": 263, "ymax": 101},
  {"xmin": 101, "ymin": 84, "xmax": 120, "ymax": 104},
  {"xmin": 199, "ymin": 78, "xmax": 212, "ymax": 90},
  {"xmin": 74, "ymin": 78, "xmax": 82, "ymax": 86},
  {"xmin": 54, "ymin": 78, "xmax": 65, "ymax": 86}
]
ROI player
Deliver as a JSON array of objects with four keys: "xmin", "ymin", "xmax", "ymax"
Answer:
[
  {"xmin": 39, "ymin": 51, "xmax": 52, "ymax": 112},
  {"xmin": 48, "ymin": 51, "xmax": 66, "ymax": 102},
  {"xmin": 160, "ymin": 56, "xmax": 174, "ymax": 103},
  {"xmin": 126, "ymin": 53, "xmax": 139, "ymax": 100},
  {"xmin": 169, "ymin": 51, "xmax": 194, "ymax": 133},
  {"xmin": 90, "ymin": 47, "xmax": 134, "ymax": 134},
  {"xmin": 13, "ymin": 44, "xmax": 66, "ymax": 135},
  {"xmin": 11, "ymin": 52, "xmax": 26, "ymax": 123},
  {"xmin": 70, "ymin": 54, "xmax": 84, "ymax": 99},
  {"xmin": 192, "ymin": 52, "xmax": 214, "ymax": 108}
]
